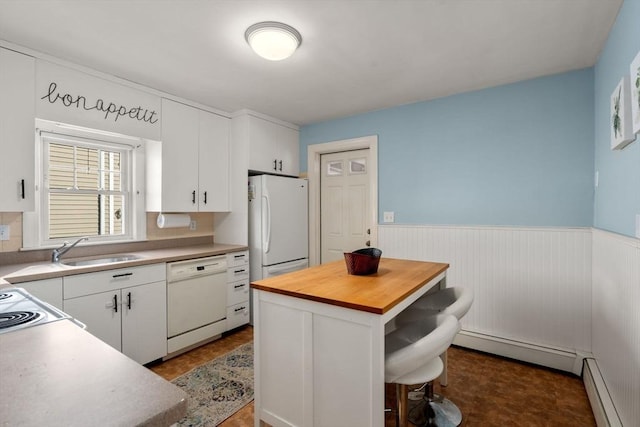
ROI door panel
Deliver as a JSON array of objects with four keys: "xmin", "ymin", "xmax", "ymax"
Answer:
[
  {"xmin": 261, "ymin": 175, "xmax": 308, "ymax": 266},
  {"xmin": 320, "ymin": 149, "xmax": 371, "ymax": 263},
  {"xmin": 121, "ymin": 281, "xmax": 167, "ymax": 364},
  {"xmin": 63, "ymin": 291, "xmax": 122, "ymax": 352}
]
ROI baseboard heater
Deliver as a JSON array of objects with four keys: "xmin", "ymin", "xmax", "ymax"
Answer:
[
  {"xmin": 453, "ymin": 330, "xmax": 585, "ymax": 375},
  {"xmin": 583, "ymin": 358, "xmax": 622, "ymax": 427}
]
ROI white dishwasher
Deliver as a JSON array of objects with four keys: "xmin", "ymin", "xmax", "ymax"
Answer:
[{"xmin": 166, "ymin": 255, "xmax": 227, "ymax": 356}]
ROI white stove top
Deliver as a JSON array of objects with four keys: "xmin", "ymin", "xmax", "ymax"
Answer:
[{"xmin": 0, "ymin": 288, "xmax": 72, "ymax": 334}]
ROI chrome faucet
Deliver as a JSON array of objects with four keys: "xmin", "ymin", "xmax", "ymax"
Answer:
[{"xmin": 51, "ymin": 237, "xmax": 89, "ymax": 263}]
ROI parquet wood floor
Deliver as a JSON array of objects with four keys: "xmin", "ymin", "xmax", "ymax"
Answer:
[{"xmin": 150, "ymin": 325, "xmax": 595, "ymax": 426}]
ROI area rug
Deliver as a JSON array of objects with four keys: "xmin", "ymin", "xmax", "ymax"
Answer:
[{"xmin": 172, "ymin": 342, "xmax": 254, "ymax": 426}]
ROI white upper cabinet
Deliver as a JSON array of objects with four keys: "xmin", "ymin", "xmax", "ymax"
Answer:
[
  {"xmin": 157, "ymin": 98, "xmax": 200, "ymax": 212},
  {"xmin": 0, "ymin": 48, "xmax": 35, "ymax": 211},
  {"xmin": 247, "ymin": 114, "xmax": 299, "ymax": 176},
  {"xmin": 199, "ymin": 110, "xmax": 230, "ymax": 211},
  {"xmin": 147, "ymin": 98, "xmax": 230, "ymax": 212}
]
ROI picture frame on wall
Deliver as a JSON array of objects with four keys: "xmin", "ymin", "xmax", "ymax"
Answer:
[
  {"xmin": 610, "ymin": 76, "xmax": 634, "ymax": 150},
  {"xmin": 630, "ymin": 49, "xmax": 640, "ymax": 135}
]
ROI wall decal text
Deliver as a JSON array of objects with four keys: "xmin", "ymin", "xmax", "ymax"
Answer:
[{"xmin": 41, "ymin": 82, "xmax": 158, "ymax": 124}]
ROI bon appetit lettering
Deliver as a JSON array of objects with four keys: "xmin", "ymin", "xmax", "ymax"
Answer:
[{"xmin": 41, "ymin": 82, "xmax": 159, "ymax": 124}]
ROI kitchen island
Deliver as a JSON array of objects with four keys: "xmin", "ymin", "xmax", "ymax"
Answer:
[
  {"xmin": 251, "ymin": 257, "xmax": 449, "ymax": 427},
  {"xmin": 0, "ymin": 320, "xmax": 187, "ymax": 426}
]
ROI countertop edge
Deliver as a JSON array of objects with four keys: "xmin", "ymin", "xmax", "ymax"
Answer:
[{"xmin": 1, "ymin": 243, "xmax": 248, "ymax": 285}]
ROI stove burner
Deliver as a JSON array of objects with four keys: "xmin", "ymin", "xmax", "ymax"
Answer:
[
  {"xmin": 0, "ymin": 311, "xmax": 42, "ymax": 330},
  {"xmin": 0, "ymin": 293, "xmax": 13, "ymax": 301}
]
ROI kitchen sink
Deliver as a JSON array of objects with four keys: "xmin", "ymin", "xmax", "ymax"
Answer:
[{"xmin": 61, "ymin": 254, "xmax": 142, "ymax": 267}]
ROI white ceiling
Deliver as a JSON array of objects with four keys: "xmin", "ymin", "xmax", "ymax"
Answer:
[{"xmin": 0, "ymin": 0, "xmax": 622, "ymax": 126}]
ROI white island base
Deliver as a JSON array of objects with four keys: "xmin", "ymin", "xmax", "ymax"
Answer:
[{"xmin": 252, "ymin": 258, "xmax": 448, "ymax": 427}]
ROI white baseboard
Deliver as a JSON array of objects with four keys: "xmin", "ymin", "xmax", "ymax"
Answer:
[
  {"xmin": 583, "ymin": 359, "xmax": 622, "ymax": 427},
  {"xmin": 453, "ymin": 330, "xmax": 587, "ymax": 375}
]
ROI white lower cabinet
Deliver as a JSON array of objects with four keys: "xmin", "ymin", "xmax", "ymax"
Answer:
[
  {"xmin": 16, "ymin": 278, "xmax": 63, "ymax": 311},
  {"xmin": 226, "ymin": 251, "xmax": 250, "ymax": 331},
  {"xmin": 62, "ymin": 264, "xmax": 167, "ymax": 365}
]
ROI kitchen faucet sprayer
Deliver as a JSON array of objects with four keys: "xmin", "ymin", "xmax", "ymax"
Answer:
[{"xmin": 51, "ymin": 237, "xmax": 89, "ymax": 263}]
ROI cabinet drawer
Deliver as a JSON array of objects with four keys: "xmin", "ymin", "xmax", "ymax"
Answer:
[
  {"xmin": 227, "ymin": 302, "xmax": 250, "ymax": 330},
  {"xmin": 64, "ymin": 263, "xmax": 166, "ymax": 299},
  {"xmin": 227, "ymin": 279, "xmax": 249, "ymax": 307},
  {"xmin": 227, "ymin": 250, "xmax": 249, "ymax": 267},
  {"xmin": 227, "ymin": 265, "xmax": 249, "ymax": 282}
]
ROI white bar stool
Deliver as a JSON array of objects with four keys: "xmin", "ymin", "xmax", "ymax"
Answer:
[
  {"xmin": 385, "ymin": 314, "xmax": 460, "ymax": 427},
  {"xmin": 396, "ymin": 287, "xmax": 474, "ymax": 325},
  {"xmin": 393, "ymin": 286, "xmax": 474, "ymax": 425}
]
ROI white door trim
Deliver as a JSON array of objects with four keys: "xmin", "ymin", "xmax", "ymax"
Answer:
[{"xmin": 307, "ymin": 135, "xmax": 378, "ymax": 266}]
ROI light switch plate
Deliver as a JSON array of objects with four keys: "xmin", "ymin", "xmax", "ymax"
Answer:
[
  {"xmin": 190, "ymin": 220, "xmax": 197, "ymax": 231},
  {"xmin": 0, "ymin": 224, "xmax": 9, "ymax": 241},
  {"xmin": 383, "ymin": 212, "xmax": 395, "ymax": 223}
]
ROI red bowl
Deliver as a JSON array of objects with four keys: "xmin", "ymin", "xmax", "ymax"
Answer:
[{"xmin": 344, "ymin": 248, "xmax": 382, "ymax": 275}]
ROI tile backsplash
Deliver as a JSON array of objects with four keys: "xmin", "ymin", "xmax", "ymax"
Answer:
[
  {"xmin": 0, "ymin": 212, "xmax": 215, "ymax": 253},
  {"xmin": 0, "ymin": 212, "xmax": 23, "ymax": 252}
]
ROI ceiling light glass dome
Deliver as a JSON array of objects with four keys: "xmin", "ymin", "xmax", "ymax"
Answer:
[{"xmin": 245, "ymin": 21, "xmax": 302, "ymax": 61}]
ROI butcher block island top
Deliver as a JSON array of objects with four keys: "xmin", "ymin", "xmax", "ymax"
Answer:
[{"xmin": 251, "ymin": 257, "xmax": 449, "ymax": 314}]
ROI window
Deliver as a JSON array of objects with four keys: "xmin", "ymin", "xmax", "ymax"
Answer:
[
  {"xmin": 349, "ymin": 158, "xmax": 366, "ymax": 174},
  {"xmin": 23, "ymin": 121, "xmax": 146, "ymax": 249},
  {"xmin": 327, "ymin": 160, "xmax": 343, "ymax": 176},
  {"xmin": 43, "ymin": 134, "xmax": 129, "ymax": 240}
]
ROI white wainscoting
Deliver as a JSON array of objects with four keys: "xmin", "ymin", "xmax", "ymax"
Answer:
[
  {"xmin": 378, "ymin": 225, "xmax": 593, "ymax": 373},
  {"xmin": 591, "ymin": 228, "xmax": 639, "ymax": 427}
]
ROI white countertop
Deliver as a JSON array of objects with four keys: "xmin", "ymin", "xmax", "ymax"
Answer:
[
  {"xmin": 0, "ymin": 243, "xmax": 247, "ymax": 285},
  {"xmin": 0, "ymin": 320, "xmax": 187, "ymax": 426}
]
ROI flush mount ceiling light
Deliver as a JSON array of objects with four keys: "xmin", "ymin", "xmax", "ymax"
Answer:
[{"xmin": 245, "ymin": 21, "xmax": 302, "ymax": 61}]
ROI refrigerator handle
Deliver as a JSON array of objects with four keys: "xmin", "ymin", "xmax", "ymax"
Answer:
[{"xmin": 263, "ymin": 194, "xmax": 271, "ymax": 253}]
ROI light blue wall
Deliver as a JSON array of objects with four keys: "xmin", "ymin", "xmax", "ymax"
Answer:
[
  {"xmin": 594, "ymin": 0, "xmax": 640, "ymax": 238},
  {"xmin": 301, "ymin": 69, "xmax": 594, "ymax": 227}
]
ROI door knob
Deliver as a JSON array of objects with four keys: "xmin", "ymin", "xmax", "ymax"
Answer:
[
  {"xmin": 367, "ymin": 228, "xmax": 371, "ymax": 235},
  {"xmin": 365, "ymin": 240, "xmax": 371, "ymax": 247}
]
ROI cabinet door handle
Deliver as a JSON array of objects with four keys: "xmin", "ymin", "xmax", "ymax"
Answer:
[
  {"xmin": 234, "ymin": 269, "xmax": 246, "ymax": 274},
  {"xmin": 273, "ymin": 159, "xmax": 278, "ymax": 171},
  {"xmin": 21, "ymin": 179, "xmax": 25, "ymax": 200},
  {"xmin": 192, "ymin": 190, "xmax": 196, "ymax": 204},
  {"xmin": 113, "ymin": 294, "xmax": 118, "ymax": 313},
  {"xmin": 278, "ymin": 160, "xmax": 283, "ymax": 171},
  {"xmin": 127, "ymin": 292, "xmax": 132, "ymax": 310},
  {"xmin": 234, "ymin": 284, "xmax": 245, "ymax": 289},
  {"xmin": 112, "ymin": 272, "xmax": 133, "ymax": 278},
  {"xmin": 203, "ymin": 191, "xmax": 207, "ymax": 204},
  {"xmin": 234, "ymin": 306, "xmax": 246, "ymax": 312}
]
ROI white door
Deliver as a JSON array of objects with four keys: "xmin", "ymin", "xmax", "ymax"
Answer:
[
  {"xmin": 63, "ymin": 291, "xmax": 122, "ymax": 352},
  {"xmin": 121, "ymin": 281, "xmax": 167, "ymax": 365},
  {"xmin": 320, "ymin": 149, "xmax": 372, "ymax": 263},
  {"xmin": 198, "ymin": 110, "xmax": 230, "ymax": 212},
  {"xmin": 0, "ymin": 48, "xmax": 35, "ymax": 212},
  {"xmin": 160, "ymin": 98, "xmax": 199, "ymax": 212},
  {"xmin": 261, "ymin": 175, "xmax": 308, "ymax": 266}
]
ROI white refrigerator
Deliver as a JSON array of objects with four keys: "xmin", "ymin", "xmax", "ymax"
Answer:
[{"xmin": 248, "ymin": 173, "xmax": 309, "ymax": 290}]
